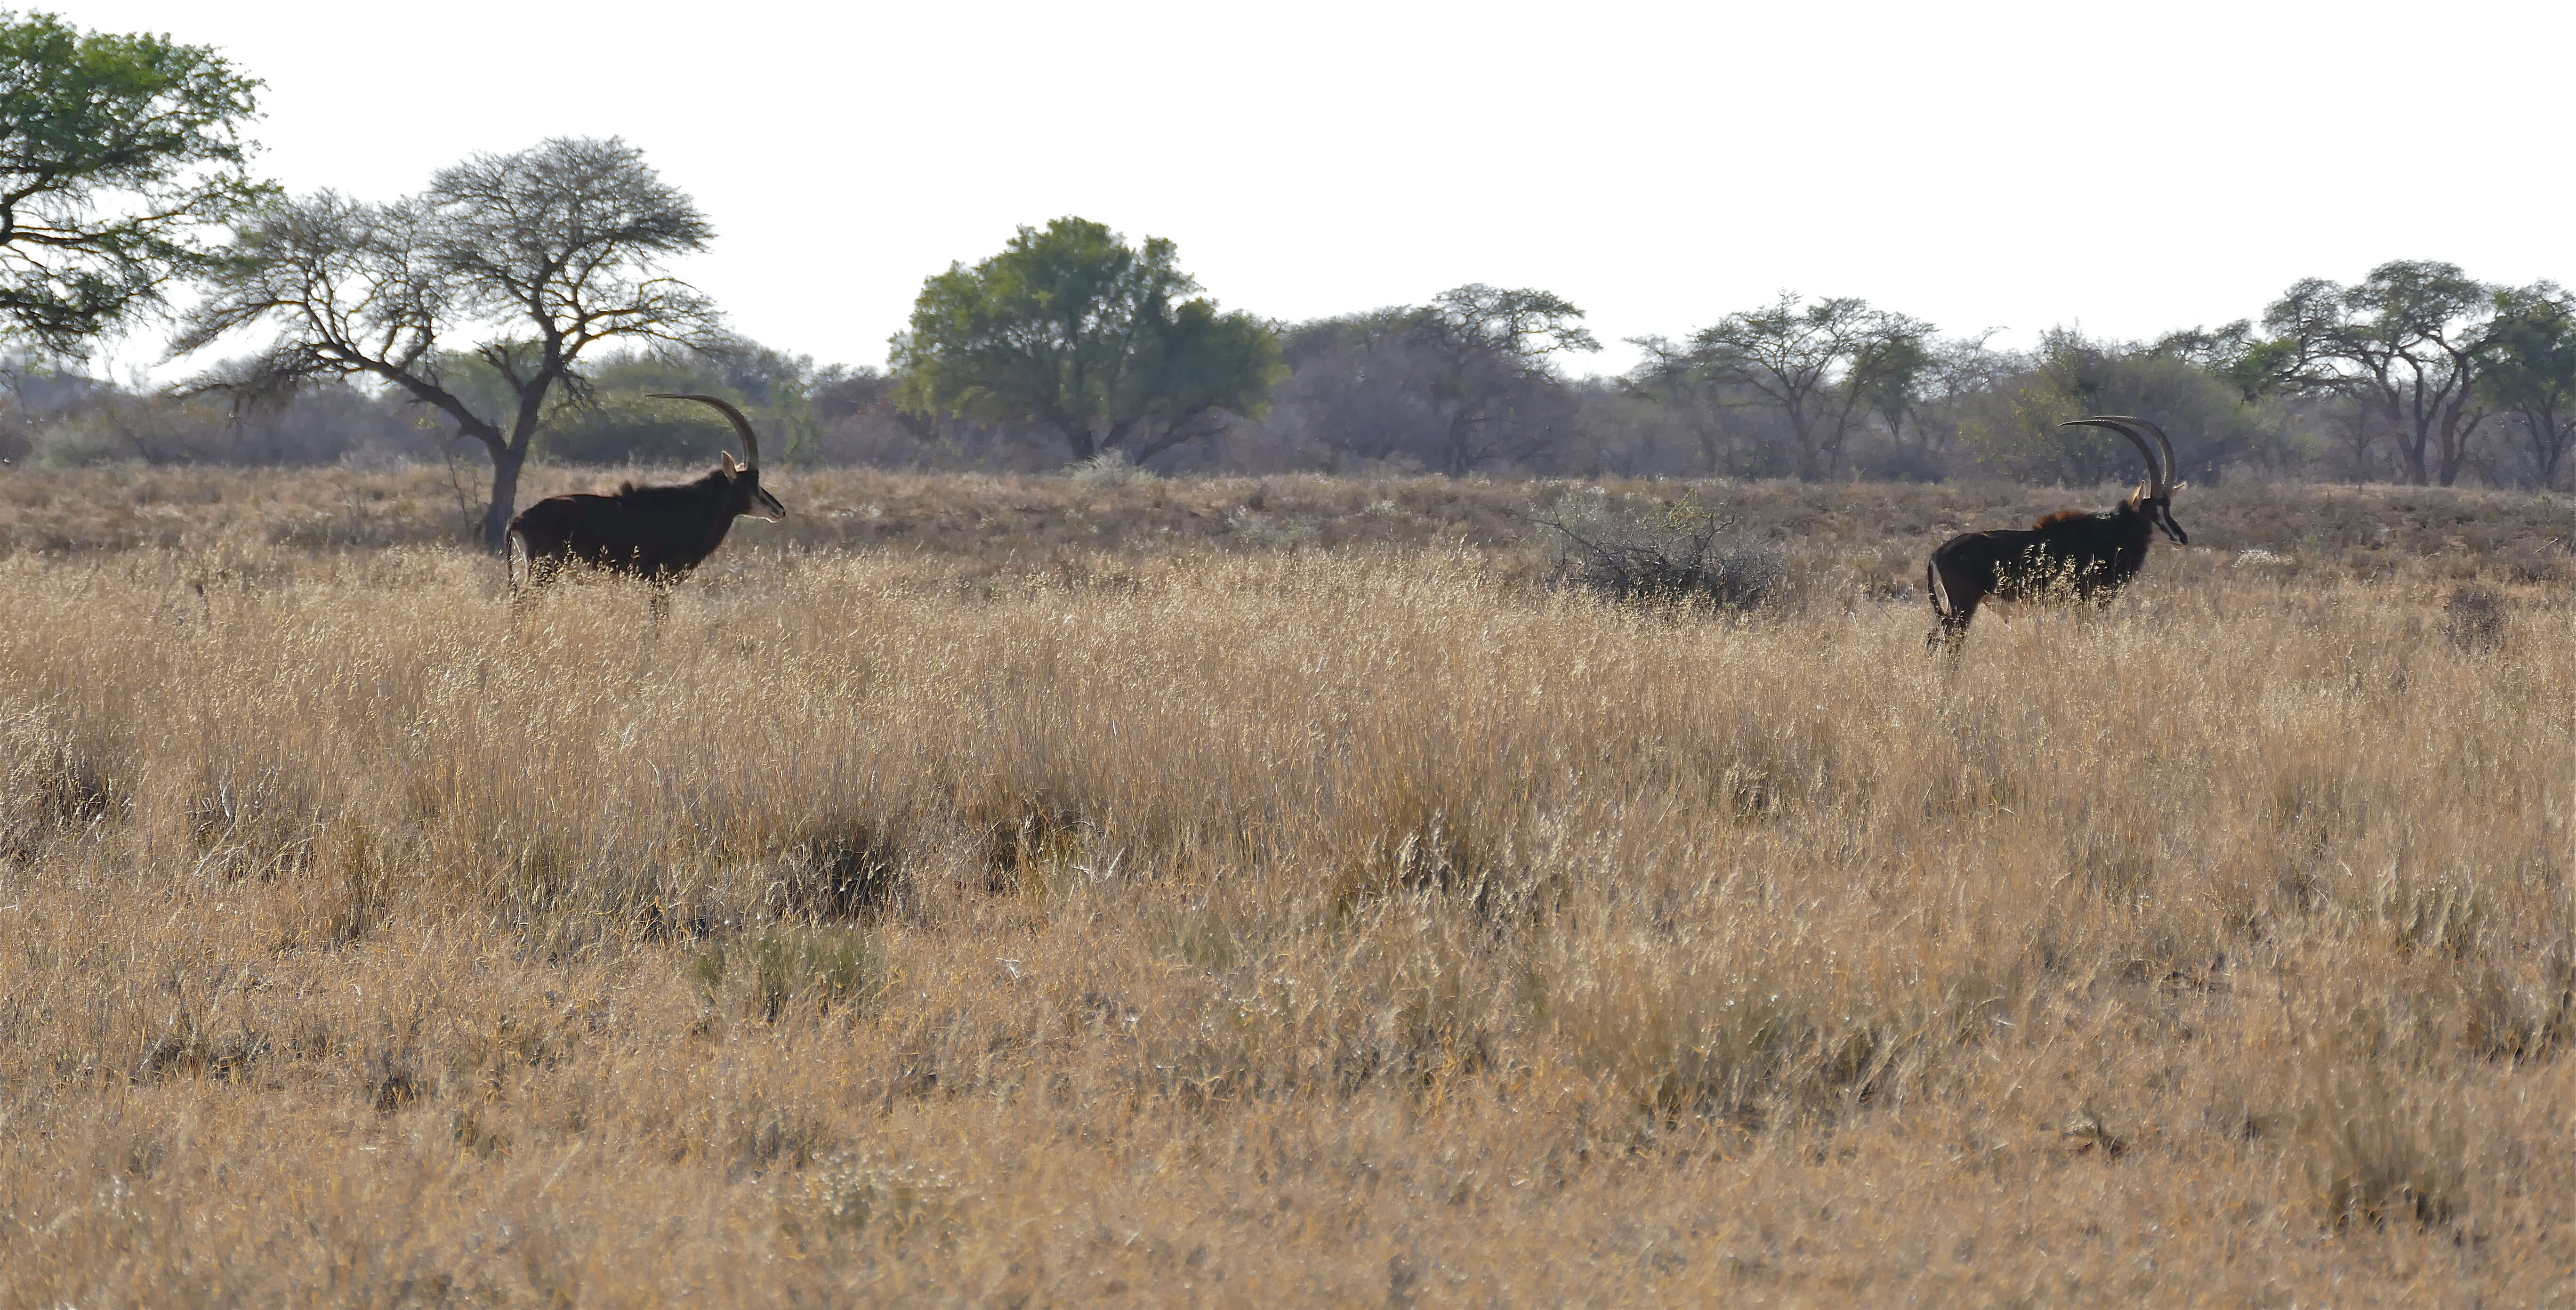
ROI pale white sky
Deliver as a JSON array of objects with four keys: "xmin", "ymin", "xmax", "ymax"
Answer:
[{"xmin": 65, "ymin": 0, "xmax": 2573, "ymax": 381}]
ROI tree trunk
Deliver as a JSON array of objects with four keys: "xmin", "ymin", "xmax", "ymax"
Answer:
[
  {"xmin": 481, "ymin": 443, "xmax": 524, "ymax": 552},
  {"xmin": 2390, "ymin": 398, "xmax": 2433, "ymax": 485},
  {"xmin": 1063, "ymin": 422, "xmax": 1098, "ymax": 462},
  {"xmin": 2535, "ymin": 412, "xmax": 2573, "ymax": 488},
  {"xmin": 2434, "ymin": 406, "xmax": 2483, "ymax": 487},
  {"xmin": 1444, "ymin": 410, "xmax": 1478, "ymax": 477}
]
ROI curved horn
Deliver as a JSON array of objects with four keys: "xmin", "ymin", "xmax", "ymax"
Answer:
[
  {"xmin": 2114, "ymin": 415, "xmax": 2179, "ymax": 495},
  {"xmin": 650, "ymin": 393, "xmax": 760, "ymax": 469},
  {"xmin": 2060, "ymin": 416, "xmax": 2163, "ymax": 495}
]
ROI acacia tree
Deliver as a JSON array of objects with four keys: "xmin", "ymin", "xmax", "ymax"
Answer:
[
  {"xmin": 1410, "ymin": 284, "xmax": 1599, "ymax": 476},
  {"xmin": 2260, "ymin": 260, "xmax": 2501, "ymax": 486},
  {"xmin": 1258, "ymin": 291, "xmax": 1594, "ymax": 476},
  {"xmin": 0, "ymin": 11, "xmax": 269, "ymax": 351},
  {"xmin": 177, "ymin": 137, "xmax": 717, "ymax": 547},
  {"xmin": 892, "ymin": 217, "xmax": 1281, "ymax": 464},
  {"xmin": 1684, "ymin": 293, "xmax": 1931, "ymax": 480},
  {"xmin": 2479, "ymin": 282, "xmax": 2575, "ymax": 489}
]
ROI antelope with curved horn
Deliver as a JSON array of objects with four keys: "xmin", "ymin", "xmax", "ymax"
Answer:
[
  {"xmin": 505, "ymin": 393, "xmax": 787, "ymax": 606},
  {"xmin": 1925, "ymin": 414, "xmax": 2187, "ymax": 651}
]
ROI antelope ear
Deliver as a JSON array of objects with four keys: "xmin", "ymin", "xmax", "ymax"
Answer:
[{"xmin": 721, "ymin": 451, "xmax": 741, "ymax": 473}]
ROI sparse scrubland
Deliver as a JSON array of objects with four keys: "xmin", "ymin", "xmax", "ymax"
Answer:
[{"xmin": 0, "ymin": 469, "xmax": 2568, "ymax": 1306}]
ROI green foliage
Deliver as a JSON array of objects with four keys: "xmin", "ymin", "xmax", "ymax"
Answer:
[
  {"xmin": 2479, "ymin": 283, "xmax": 2575, "ymax": 487},
  {"xmin": 2482, "ymin": 284, "xmax": 2575, "ymax": 412},
  {"xmin": 890, "ymin": 217, "xmax": 1283, "ymax": 464},
  {"xmin": 2259, "ymin": 260, "xmax": 2501, "ymax": 485},
  {"xmin": 1956, "ymin": 329, "xmax": 2289, "ymax": 485},
  {"xmin": 0, "ymin": 10, "xmax": 271, "ymax": 351},
  {"xmin": 540, "ymin": 391, "xmax": 741, "ymax": 465},
  {"xmin": 537, "ymin": 340, "xmax": 823, "ymax": 465}
]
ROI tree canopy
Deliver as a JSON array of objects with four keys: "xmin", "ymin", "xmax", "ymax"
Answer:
[
  {"xmin": 1410, "ymin": 285, "xmax": 1600, "ymax": 475},
  {"xmin": 175, "ymin": 137, "xmax": 718, "ymax": 548},
  {"xmin": 1950, "ymin": 328, "xmax": 2286, "ymax": 485},
  {"xmin": 890, "ymin": 217, "xmax": 1281, "ymax": 464},
  {"xmin": 2479, "ymin": 282, "xmax": 2576, "ymax": 488},
  {"xmin": 2259, "ymin": 260, "xmax": 2500, "ymax": 486},
  {"xmin": 1670, "ymin": 293, "xmax": 1931, "ymax": 480},
  {"xmin": 0, "ymin": 10, "xmax": 269, "ymax": 352}
]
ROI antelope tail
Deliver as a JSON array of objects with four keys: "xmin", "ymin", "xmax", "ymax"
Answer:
[{"xmin": 1925, "ymin": 558, "xmax": 1950, "ymax": 623}]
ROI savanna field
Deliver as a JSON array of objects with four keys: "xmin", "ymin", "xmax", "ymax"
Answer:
[{"xmin": 0, "ymin": 467, "xmax": 2568, "ymax": 1307}]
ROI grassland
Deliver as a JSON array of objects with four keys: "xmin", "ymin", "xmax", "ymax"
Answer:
[{"xmin": 0, "ymin": 468, "xmax": 2568, "ymax": 1307}]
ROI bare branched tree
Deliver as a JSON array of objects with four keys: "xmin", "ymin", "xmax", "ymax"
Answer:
[
  {"xmin": 1683, "ymin": 293, "xmax": 1932, "ymax": 480},
  {"xmin": 175, "ymin": 137, "xmax": 717, "ymax": 548},
  {"xmin": 1621, "ymin": 334, "xmax": 1739, "ymax": 474},
  {"xmin": 1414, "ymin": 284, "xmax": 1600, "ymax": 476}
]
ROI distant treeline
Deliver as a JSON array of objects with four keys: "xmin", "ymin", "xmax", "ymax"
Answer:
[
  {"xmin": 7, "ymin": 268, "xmax": 2566, "ymax": 492},
  {"xmin": 0, "ymin": 12, "xmax": 2565, "ymax": 496}
]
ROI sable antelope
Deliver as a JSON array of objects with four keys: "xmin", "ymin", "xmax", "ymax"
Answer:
[
  {"xmin": 1925, "ymin": 415, "xmax": 2187, "ymax": 651},
  {"xmin": 505, "ymin": 393, "xmax": 786, "ymax": 605}
]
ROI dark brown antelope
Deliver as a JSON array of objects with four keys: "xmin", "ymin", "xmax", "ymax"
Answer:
[
  {"xmin": 1925, "ymin": 415, "xmax": 2186, "ymax": 651},
  {"xmin": 506, "ymin": 393, "xmax": 786, "ymax": 606}
]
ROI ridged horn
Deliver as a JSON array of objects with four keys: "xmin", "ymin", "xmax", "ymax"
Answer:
[
  {"xmin": 2060, "ymin": 416, "xmax": 2165, "ymax": 496},
  {"xmin": 650, "ymin": 393, "xmax": 759, "ymax": 469},
  {"xmin": 2112, "ymin": 415, "xmax": 2179, "ymax": 495}
]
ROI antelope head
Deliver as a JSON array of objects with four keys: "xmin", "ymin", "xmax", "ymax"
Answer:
[
  {"xmin": 652, "ymin": 392, "xmax": 787, "ymax": 521},
  {"xmin": 2063, "ymin": 415, "xmax": 2187, "ymax": 545}
]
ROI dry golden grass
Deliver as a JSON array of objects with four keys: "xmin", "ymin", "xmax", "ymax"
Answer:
[
  {"xmin": 5, "ymin": 463, "xmax": 2568, "ymax": 590},
  {"xmin": 0, "ymin": 473, "xmax": 2568, "ymax": 1306}
]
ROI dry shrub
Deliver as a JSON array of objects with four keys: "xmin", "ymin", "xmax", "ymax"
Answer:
[
  {"xmin": 1538, "ymin": 488, "xmax": 1785, "ymax": 613},
  {"xmin": 2440, "ymin": 584, "xmax": 2507, "ymax": 652}
]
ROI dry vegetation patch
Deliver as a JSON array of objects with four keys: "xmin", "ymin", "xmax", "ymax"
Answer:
[
  {"xmin": 5, "ymin": 465, "xmax": 2567, "ymax": 587},
  {"xmin": 0, "ymin": 474, "xmax": 2568, "ymax": 1306}
]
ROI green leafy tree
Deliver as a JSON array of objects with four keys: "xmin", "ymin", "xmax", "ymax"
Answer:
[
  {"xmin": 542, "ymin": 336, "xmax": 823, "ymax": 466},
  {"xmin": 176, "ymin": 137, "xmax": 719, "ymax": 549},
  {"xmin": 1957, "ymin": 328, "xmax": 2283, "ymax": 485},
  {"xmin": 2479, "ymin": 283, "xmax": 2575, "ymax": 489},
  {"xmin": 2261, "ymin": 260, "xmax": 2501, "ymax": 486},
  {"xmin": 1683, "ymin": 293, "xmax": 1932, "ymax": 480},
  {"xmin": 891, "ymin": 217, "xmax": 1281, "ymax": 464},
  {"xmin": 0, "ymin": 10, "xmax": 270, "ymax": 352}
]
